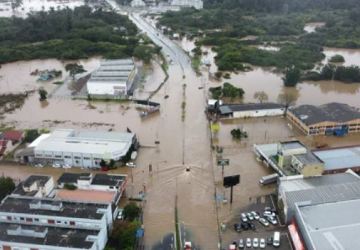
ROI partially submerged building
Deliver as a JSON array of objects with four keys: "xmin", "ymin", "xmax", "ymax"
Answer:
[
  {"xmin": 287, "ymin": 103, "xmax": 360, "ymax": 136},
  {"xmin": 16, "ymin": 129, "xmax": 137, "ymax": 168},
  {"xmin": 218, "ymin": 103, "xmax": 285, "ymax": 119},
  {"xmin": 290, "ymin": 198, "xmax": 360, "ymax": 250},
  {"xmin": 87, "ymin": 59, "xmax": 137, "ymax": 99},
  {"xmin": 277, "ymin": 170, "xmax": 360, "ymax": 224},
  {"xmin": 254, "ymin": 140, "xmax": 324, "ymax": 177},
  {"xmin": 313, "ymin": 145, "xmax": 360, "ymax": 174}
]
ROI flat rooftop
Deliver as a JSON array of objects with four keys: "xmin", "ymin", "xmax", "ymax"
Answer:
[
  {"xmin": 280, "ymin": 141, "xmax": 306, "ymax": 151},
  {"xmin": 0, "ymin": 223, "xmax": 98, "ymax": 249},
  {"xmin": 279, "ymin": 172, "xmax": 360, "ymax": 193},
  {"xmin": 91, "ymin": 174, "xmax": 126, "ymax": 186},
  {"xmin": 313, "ymin": 145, "xmax": 360, "ymax": 171},
  {"xmin": 56, "ymin": 189, "xmax": 116, "ymax": 204},
  {"xmin": 12, "ymin": 175, "xmax": 52, "ymax": 197},
  {"xmin": 297, "ymin": 199, "xmax": 360, "ymax": 250},
  {"xmin": 57, "ymin": 173, "xmax": 92, "ymax": 185},
  {"xmin": 57, "ymin": 173, "xmax": 127, "ymax": 187},
  {"xmin": 0, "ymin": 196, "xmax": 108, "ymax": 220},
  {"xmin": 294, "ymin": 152, "xmax": 323, "ymax": 165},
  {"xmin": 288, "ymin": 102, "xmax": 360, "ymax": 126},
  {"xmin": 32, "ymin": 129, "xmax": 135, "ymax": 158}
]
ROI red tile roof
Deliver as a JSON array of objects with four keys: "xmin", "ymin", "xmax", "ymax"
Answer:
[{"xmin": 3, "ymin": 130, "xmax": 23, "ymax": 142}]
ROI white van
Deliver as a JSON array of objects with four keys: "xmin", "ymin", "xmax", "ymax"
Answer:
[{"xmin": 273, "ymin": 231, "xmax": 280, "ymax": 247}]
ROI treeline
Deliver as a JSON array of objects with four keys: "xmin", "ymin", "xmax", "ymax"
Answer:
[
  {"xmin": 304, "ymin": 64, "xmax": 360, "ymax": 83},
  {"xmin": 204, "ymin": 0, "xmax": 360, "ymax": 13},
  {"xmin": 0, "ymin": 6, "xmax": 157, "ymax": 63},
  {"xmin": 158, "ymin": 0, "xmax": 360, "ymax": 77}
]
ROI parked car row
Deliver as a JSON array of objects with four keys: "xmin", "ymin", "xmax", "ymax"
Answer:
[
  {"xmin": 236, "ymin": 208, "xmax": 278, "ymax": 233},
  {"xmin": 34, "ymin": 163, "xmax": 72, "ymax": 169},
  {"xmin": 229, "ymin": 232, "xmax": 281, "ymax": 249}
]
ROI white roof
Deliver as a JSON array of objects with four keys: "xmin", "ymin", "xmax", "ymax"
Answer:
[
  {"xmin": 33, "ymin": 129, "xmax": 135, "ymax": 159},
  {"xmin": 29, "ymin": 134, "xmax": 51, "ymax": 147}
]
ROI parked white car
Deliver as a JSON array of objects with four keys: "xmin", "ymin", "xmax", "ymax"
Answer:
[
  {"xmin": 253, "ymin": 238, "xmax": 259, "ymax": 248},
  {"xmin": 260, "ymin": 238, "xmax": 266, "ymax": 248},
  {"xmin": 126, "ymin": 162, "xmax": 136, "ymax": 168},
  {"xmin": 117, "ymin": 208, "xmax": 124, "ymax": 220},
  {"xmin": 52, "ymin": 163, "xmax": 61, "ymax": 168}
]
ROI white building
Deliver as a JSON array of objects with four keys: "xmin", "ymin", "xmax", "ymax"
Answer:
[
  {"xmin": 218, "ymin": 103, "xmax": 285, "ymax": 119},
  {"xmin": 19, "ymin": 129, "xmax": 137, "ymax": 168},
  {"xmin": 57, "ymin": 173, "xmax": 127, "ymax": 193},
  {"xmin": 12, "ymin": 175, "xmax": 54, "ymax": 198},
  {"xmin": 170, "ymin": 0, "xmax": 203, "ymax": 9},
  {"xmin": 0, "ymin": 196, "xmax": 112, "ymax": 249},
  {"xmin": 87, "ymin": 59, "xmax": 137, "ymax": 98},
  {"xmin": 0, "ymin": 224, "xmax": 104, "ymax": 250},
  {"xmin": 131, "ymin": 0, "xmax": 146, "ymax": 7}
]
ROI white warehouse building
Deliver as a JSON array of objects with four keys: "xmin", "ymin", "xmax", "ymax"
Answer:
[
  {"xmin": 17, "ymin": 129, "xmax": 137, "ymax": 168},
  {"xmin": 87, "ymin": 59, "xmax": 137, "ymax": 98},
  {"xmin": 218, "ymin": 103, "xmax": 285, "ymax": 119}
]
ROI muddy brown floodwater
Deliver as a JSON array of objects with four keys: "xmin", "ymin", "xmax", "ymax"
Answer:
[
  {"xmin": 1, "ymin": 4, "xmax": 360, "ymax": 250},
  {"xmin": 303, "ymin": 22, "xmax": 326, "ymax": 33}
]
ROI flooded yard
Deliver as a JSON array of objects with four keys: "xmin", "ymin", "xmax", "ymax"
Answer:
[{"xmin": 0, "ymin": 58, "xmax": 101, "ymax": 94}]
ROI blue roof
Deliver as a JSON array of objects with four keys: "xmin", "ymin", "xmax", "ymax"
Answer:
[{"xmin": 313, "ymin": 146, "xmax": 360, "ymax": 171}]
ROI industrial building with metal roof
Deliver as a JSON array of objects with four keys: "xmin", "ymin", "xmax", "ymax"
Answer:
[
  {"xmin": 277, "ymin": 170, "xmax": 360, "ymax": 223},
  {"xmin": 17, "ymin": 129, "xmax": 137, "ymax": 168},
  {"xmin": 293, "ymin": 199, "xmax": 360, "ymax": 250},
  {"xmin": 87, "ymin": 59, "xmax": 137, "ymax": 98},
  {"xmin": 313, "ymin": 145, "xmax": 360, "ymax": 174},
  {"xmin": 287, "ymin": 103, "xmax": 360, "ymax": 136},
  {"xmin": 218, "ymin": 102, "xmax": 285, "ymax": 118}
]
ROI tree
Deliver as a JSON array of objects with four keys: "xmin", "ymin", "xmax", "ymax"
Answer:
[
  {"xmin": 38, "ymin": 88, "xmax": 47, "ymax": 101},
  {"xmin": 24, "ymin": 129, "xmax": 40, "ymax": 143},
  {"xmin": 123, "ymin": 202, "xmax": 141, "ymax": 221},
  {"xmin": 99, "ymin": 159, "xmax": 107, "ymax": 168},
  {"xmin": 108, "ymin": 159, "xmax": 116, "ymax": 169},
  {"xmin": 0, "ymin": 176, "xmax": 15, "ymax": 201},
  {"xmin": 277, "ymin": 92, "xmax": 298, "ymax": 111},
  {"xmin": 329, "ymin": 54, "xmax": 345, "ymax": 63},
  {"xmin": 253, "ymin": 91, "xmax": 268, "ymax": 103},
  {"xmin": 108, "ymin": 220, "xmax": 140, "ymax": 250},
  {"xmin": 65, "ymin": 63, "xmax": 86, "ymax": 79},
  {"xmin": 282, "ymin": 66, "xmax": 301, "ymax": 87}
]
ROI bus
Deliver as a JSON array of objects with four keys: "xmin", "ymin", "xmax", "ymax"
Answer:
[{"xmin": 259, "ymin": 173, "xmax": 279, "ymax": 185}]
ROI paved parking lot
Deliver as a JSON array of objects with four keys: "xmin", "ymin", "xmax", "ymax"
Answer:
[{"xmin": 223, "ymin": 195, "xmax": 292, "ymax": 250}]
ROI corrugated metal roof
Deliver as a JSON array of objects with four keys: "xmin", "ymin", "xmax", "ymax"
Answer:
[
  {"xmin": 280, "ymin": 172, "xmax": 359, "ymax": 193},
  {"xmin": 33, "ymin": 129, "xmax": 134, "ymax": 158},
  {"xmin": 313, "ymin": 146, "xmax": 360, "ymax": 171},
  {"xmin": 297, "ymin": 199, "xmax": 360, "ymax": 250},
  {"xmin": 288, "ymin": 102, "xmax": 360, "ymax": 126}
]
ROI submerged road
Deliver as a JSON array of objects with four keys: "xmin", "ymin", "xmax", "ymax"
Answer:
[{"xmin": 107, "ymin": 1, "xmax": 220, "ymax": 249}]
